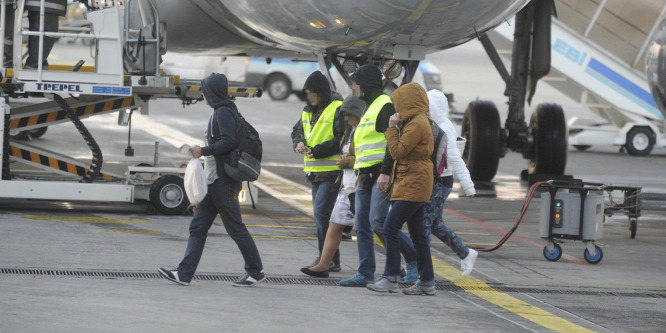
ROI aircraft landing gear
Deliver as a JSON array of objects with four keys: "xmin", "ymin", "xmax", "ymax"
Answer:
[
  {"xmin": 462, "ymin": 0, "xmax": 565, "ymax": 182},
  {"xmin": 527, "ymin": 103, "xmax": 568, "ymax": 175}
]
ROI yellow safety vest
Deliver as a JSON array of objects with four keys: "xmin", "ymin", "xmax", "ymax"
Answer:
[
  {"xmin": 353, "ymin": 94, "xmax": 392, "ymax": 169},
  {"xmin": 302, "ymin": 100, "xmax": 343, "ymax": 172}
]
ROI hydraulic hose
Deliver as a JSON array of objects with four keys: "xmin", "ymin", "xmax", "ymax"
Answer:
[
  {"xmin": 52, "ymin": 94, "xmax": 103, "ymax": 183},
  {"xmin": 467, "ymin": 180, "xmax": 552, "ymax": 252}
]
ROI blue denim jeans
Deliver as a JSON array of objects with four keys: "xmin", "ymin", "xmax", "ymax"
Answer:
[
  {"xmin": 311, "ymin": 180, "xmax": 340, "ymax": 265},
  {"xmin": 382, "ymin": 201, "xmax": 434, "ymax": 282},
  {"xmin": 423, "ymin": 181, "xmax": 470, "ymax": 259},
  {"xmin": 354, "ymin": 176, "xmax": 416, "ymax": 280},
  {"xmin": 178, "ymin": 178, "xmax": 263, "ymax": 282}
]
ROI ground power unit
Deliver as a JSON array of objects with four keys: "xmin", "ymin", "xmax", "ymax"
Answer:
[{"xmin": 539, "ymin": 180, "xmax": 605, "ymax": 264}]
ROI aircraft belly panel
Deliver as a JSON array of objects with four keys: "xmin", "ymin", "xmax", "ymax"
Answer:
[{"xmin": 162, "ymin": 0, "xmax": 529, "ymax": 57}]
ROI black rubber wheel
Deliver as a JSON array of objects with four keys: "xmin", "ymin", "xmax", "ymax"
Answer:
[
  {"xmin": 9, "ymin": 127, "xmax": 48, "ymax": 140},
  {"xmin": 583, "ymin": 245, "xmax": 603, "ymax": 264},
  {"xmin": 625, "ymin": 127, "xmax": 654, "ymax": 156},
  {"xmin": 266, "ymin": 74, "xmax": 291, "ymax": 101},
  {"xmin": 543, "ymin": 243, "xmax": 562, "ymax": 262},
  {"xmin": 528, "ymin": 103, "xmax": 567, "ymax": 175},
  {"xmin": 149, "ymin": 175, "xmax": 190, "ymax": 215},
  {"xmin": 573, "ymin": 145, "xmax": 591, "ymax": 151},
  {"xmin": 460, "ymin": 100, "xmax": 501, "ymax": 182}
]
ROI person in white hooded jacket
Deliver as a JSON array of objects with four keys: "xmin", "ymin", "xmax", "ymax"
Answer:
[{"xmin": 425, "ymin": 89, "xmax": 478, "ymax": 276}]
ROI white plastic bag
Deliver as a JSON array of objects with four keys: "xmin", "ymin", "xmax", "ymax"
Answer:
[{"xmin": 184, "ymin": 158, "xmax": 207, "ymax": 206}]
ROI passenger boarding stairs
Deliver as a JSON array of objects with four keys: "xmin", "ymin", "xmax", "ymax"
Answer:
[{"xmin": 489, "ymin": 0, "xmax": 666, "ymax": 155}]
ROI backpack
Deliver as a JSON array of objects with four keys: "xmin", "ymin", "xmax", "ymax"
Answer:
[
  {"xmin": 223, "ymin": 109, "xmax": 262, "ymax": 182},
  {"xmin": 217, "ymin": 108, "xmax": 262, "ymax": 209},
  {"xmin": 429, "ymin": 119, "xmax": 448, "ymax": 178}
]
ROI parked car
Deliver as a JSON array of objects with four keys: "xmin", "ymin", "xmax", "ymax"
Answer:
[{"xmin": 244, "ymin": 57, "xmax": 444, "ymax": 101}]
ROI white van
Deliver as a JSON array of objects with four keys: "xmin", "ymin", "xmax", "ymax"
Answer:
[{"xmin": 244, "ymin": 57, "xmax": 444, "ymax": 101}]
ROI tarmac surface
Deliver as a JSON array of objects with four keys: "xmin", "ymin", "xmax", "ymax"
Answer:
[{"xmin": 1, "ymin": 173, "xmax": 665, "ymax": 332}]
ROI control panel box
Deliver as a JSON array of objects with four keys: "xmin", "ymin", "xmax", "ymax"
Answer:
[{"xmin": 539, "ymin": 190, "xmax": 604, "ymax": 240}]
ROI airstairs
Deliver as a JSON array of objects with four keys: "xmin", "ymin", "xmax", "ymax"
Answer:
[{"xmin": 489, "ymin": 0, "xmax": 666, "ymax": 156}]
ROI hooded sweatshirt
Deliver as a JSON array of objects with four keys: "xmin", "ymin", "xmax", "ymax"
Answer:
[
  {"xmin": 200, "ymin": 73, "xmax": 238, "ymax": 179},
  {"xmin": 385, "ymin": 83, "xmax": 433, "ymax": 202},
  {"xmin": 427, "ymin": 89, "xmax": 475, "ymax": 196},
  {"xmin": 290, "ymin": 71, "xmax": 346, "ymax": 182}
]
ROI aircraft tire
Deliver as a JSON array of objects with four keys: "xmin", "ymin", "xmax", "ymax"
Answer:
[
  {"xmin": 461, "ymin": 100, "xmax": 501, "ymax": 182},
  {"xmin": 625, "ymin": 127, "xmax": 654, "ymax": 156},
  {"xmin": 528, "ymin": 103, "xmax": 567, "ymax": 175},
  {"xmin": 149, "ymin": 175, "xmax": 190, "ymax": 215},
  {"xmin": 9, "ymin": 127, "xmax": 48, "ymax": 141},
  {"xmin": 266, "ymin": 74, "xmax": 291, "ymax": 101}
]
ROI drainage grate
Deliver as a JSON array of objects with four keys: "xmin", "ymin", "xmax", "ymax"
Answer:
[{"xmin": 2, "ymin": 268, "xmax": 665, "ymax": 298}]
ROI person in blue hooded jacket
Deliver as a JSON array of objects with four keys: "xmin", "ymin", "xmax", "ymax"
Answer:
[{"xmin": 159, "ymin": 73, "xmax": 265, "ymax": 287}]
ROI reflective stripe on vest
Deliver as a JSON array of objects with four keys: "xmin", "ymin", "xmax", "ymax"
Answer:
[
  {"xmin": 353, "ymin": 94, "xmax": 392, "ymax": 169},
  {"xmin": 302, "ymin": 100, "xmax": 343, "ymax": 172}
]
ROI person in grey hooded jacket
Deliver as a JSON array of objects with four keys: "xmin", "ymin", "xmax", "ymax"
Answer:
[{"xmin": 159, "ymin": 73, "xmax": 265, "ymax": 287}]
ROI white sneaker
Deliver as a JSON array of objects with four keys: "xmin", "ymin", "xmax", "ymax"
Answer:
[{"xmin": 461, "ymin": 249, "xmax": 478, "ymax": 277}]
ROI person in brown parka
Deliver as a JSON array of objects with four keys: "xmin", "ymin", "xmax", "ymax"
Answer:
[{"xmin": 367, "ymin": 82, "xmax": 436, "ymax": 295}]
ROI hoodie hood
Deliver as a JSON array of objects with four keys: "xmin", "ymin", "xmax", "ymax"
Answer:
[
  {"xmin": 201, "ymin": 73, "xmax": 233, "ymax": 109},
  {"xmin": 340, "ymin": 95, "xmax": 366, "ymax": 119},
  {"xmin": 427, "ymin": 89, "xmax": 450, "ymax": 128},
  {"xmin": 351, "ymin": 64, "xmax": 383, "ymax": 97},
  {"xmin": 390, "ymin": 82, "xmax": 429, "ymax": 121},
  {"xmin": 302, "ymin": 71, "xmax": 332, "ymax": 107}
]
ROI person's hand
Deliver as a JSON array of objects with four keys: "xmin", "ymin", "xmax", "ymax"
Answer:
[
  {"xmin": 295, "ymin": 142, "xmax": 307, "ymax": 154},
  {"xmin": 468, "ymin": 194, "xmax": 475, "ymax": 199},
  {"xmin": 336, "ymin": 153, "xmax": 349, "ymax": 167},
  {"xmin": 388, "ymin": 113, "xmax": 400, "ymax": 128},
  {"xmin": 306, "ymin": 151, "xmax": 314, "ymax": 159},
  {"xmin": 377, "ymin": 174, "xmax": 390, "ymax": 192},
  {"xmin": 189, "ymin": 145, "xmax": 203, "ymax": 158}
]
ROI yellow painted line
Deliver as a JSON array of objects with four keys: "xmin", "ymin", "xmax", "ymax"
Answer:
[
  {"xmin": 245, "ymin": 224, "xmax": 315, "ymax": 230},
  {"xmin": 214, "ymin": 222, "xmax": 315, "ymax": 230},
  {"xmin": 22, "ymin": 215, "xmax": 148, "ymax": 224},
  {"xmin": 431, "ymin": 260, "xmax": 595, "ymax": 332},
  {"xmin": 96, "ymin": 229, "xmax": 162, "ymax": 235},
  {"xmin": 252, "ymin": 235, "xmax": 317, "ymax": 240}
]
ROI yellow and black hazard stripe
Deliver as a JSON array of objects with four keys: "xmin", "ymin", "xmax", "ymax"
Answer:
[
  {"xmin": 9, "ymin": 97, "xmax": 135, "ymax": 130},
  {"xmin": 10, "ymin": 145, "xmax": 117, "ymax": 181},
  {"xmin": 179, "ymin": 83, "xmax": 261, "ymax": 98}
]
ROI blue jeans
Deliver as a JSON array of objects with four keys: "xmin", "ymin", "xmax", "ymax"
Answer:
[
  {"xmin": 423, "ymin": 181, "xmax": 470, "ymax": 259},
  {"xmin": 382, "ymin": 201, "xmax": 434, "ymax": 282},
  {"xmin": 354, "ymin": 176, "xmax": 416, "ymax": 280},
  {"xmin": 178, "ymin": 178, "xmax": 263, "ymax": 282},
  {"xmin": 311, "ymin": 180, "xmax": 340, "ymax": 265}
]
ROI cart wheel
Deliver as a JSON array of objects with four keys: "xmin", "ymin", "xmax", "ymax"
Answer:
[
  {"xmin": 543, "ymin": 243, "xmax": 562, "ymax": 261},
  {"xmin": 149, "ymin": 175, "xmax": 190, "ymax": 215},
  {"xmin": 629, "ymin": 219, "xmax": 637, "ymax": 239},
  {"xmin": 583, "ymin": 245, "xmax": 603, "ymax": 264}
]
